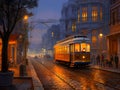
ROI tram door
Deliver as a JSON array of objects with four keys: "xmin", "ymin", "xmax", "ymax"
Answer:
[{"xmin": 70, "ymin": 44, "xmax": 74, "ymax": 62}]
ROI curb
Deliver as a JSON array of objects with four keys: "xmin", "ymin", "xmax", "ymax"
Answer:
[
  {"xmin": 90, "ymin": 65, "xmax": 120, "ymax": 74},
  {"xmin": 28, "ymin": 60, "xmax": 44, "ymax": 90}
]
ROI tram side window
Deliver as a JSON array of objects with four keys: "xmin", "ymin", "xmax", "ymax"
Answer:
[
  {"xmin": 70, "ymin": 44, "xmax": 74, "ymax": 52},
  {"xmin": 75, "ymin": 43, "xmax": 80, "ymax": 52},
  {"xmin": 81, "ymin": 43, "xmax": 86, "ymax": 52},
  {"xmin": 86, "ymin": 44, "xmax": 90, "ymax": 52}
]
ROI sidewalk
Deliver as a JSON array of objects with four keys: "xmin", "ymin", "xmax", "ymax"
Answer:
[
  {"xmin": 0, "ymin": 65, "xmax": 33, "ymax": 90},
  {"xmin": 28, "ymin": 59, "xmax": 44, "ymax": 90},
  {"xmin": 90, "ymin": 64, "xmax": 120, "ymax": 74},
  {"xmin": 0, "ymin": 60, "xmax": 44, "ymax": 90}
]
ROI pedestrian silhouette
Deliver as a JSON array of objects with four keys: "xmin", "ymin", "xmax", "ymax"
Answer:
[
  {"xmin": 96, "ymin": 54, "xmax": 100, "ymax": 65},
  {"xmin": 114, "ymin": 54, "xmax": 119, "ymax": 68},
  {"xmin": 101, "ymin": 54, "xmax": 104, "ymax": 66},
  {"xmin": 110, "ymin": 55, "xmax": 113, "ymax": 67}
]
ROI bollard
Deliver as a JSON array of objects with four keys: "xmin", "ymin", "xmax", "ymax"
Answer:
[
  {"xmin": 19, "ymin": 64, "xmax": 27, "ymax": 76},
  {"xmin": 26, "ymin": 59, "xmax": 28, "ymax": 65}
]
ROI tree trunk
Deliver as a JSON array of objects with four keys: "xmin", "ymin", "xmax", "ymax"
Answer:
[{"xmin": 1, "ymin": 36, "xmax": 9, "ymax": 72}]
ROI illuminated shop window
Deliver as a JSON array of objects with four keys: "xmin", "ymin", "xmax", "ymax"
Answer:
[
  {"xmin": 92, "ymin": 6, "xmax": 98, "ymax": 22},
  {"xmin": 75, "ymin": 43, "xmax": 80, "ymax": 52},
  {"xmin": 82, "ymin": 7, "xmax": 88, "ymax": 22}
]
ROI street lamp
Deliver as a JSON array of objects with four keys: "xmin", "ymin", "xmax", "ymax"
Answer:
[
  {"xmin": 99, "ymin": 33, "xmax": 103, "ymax": 57},
  {"xmin": 24, "ymin": 15, "xmax": 28, "ymax": 21},
  {"xmin": 99, "ymin": 33, "xmax": 103, "ymax": 38},
  {"xmin": 23, "ymin": 15, "xmax": 29, "ymax": 65}
]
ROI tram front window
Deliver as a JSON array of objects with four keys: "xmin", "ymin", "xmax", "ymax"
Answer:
[
  {"xmin": 81, "ymin": 43, "xmax": 90, "ymax": 52},
  {"xmin": 75, "ymin": 43, "xmax": 80, "ymax": 52},
  {"xmin": 81, "ymin": 43, "xmax": 86, "ymax": 52}
]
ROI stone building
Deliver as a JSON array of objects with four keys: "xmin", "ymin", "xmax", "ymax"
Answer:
[
  {"xmin": 41, "ymin": 24, "xmax": 60, "ymax": 57},
  {"xmin": 107, "ymin": 0, "xmax": 120, "ymax": 59},
  {"xmin": 60, "ymin": 0, "xmax": 110, "ymax": 56}
]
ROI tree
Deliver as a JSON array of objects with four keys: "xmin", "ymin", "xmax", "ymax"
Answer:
[{"xmin": 0, "ymin": 0, "xmax": 38, "ymax": 72}]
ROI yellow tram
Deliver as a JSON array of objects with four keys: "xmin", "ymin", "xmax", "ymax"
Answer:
[{"xmin": 54, "ymin": 35, "xmax": 91, "ymax": 67}]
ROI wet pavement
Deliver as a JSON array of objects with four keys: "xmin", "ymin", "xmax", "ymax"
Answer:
[
  {"xmin": 0, "ymin": 57, "xmax": 120, "ymax": 90},
  {"xmin": 0, "ymin": 77, "xmax": 33, "ymax": 90},
  {"xmin": 32, "ymin": 60, "xmax": 73, "ymax": 90},
  {"xmin": 13, "ymin": 77, "xmax": 33, "ymax": 90},
  {"xmin": 31, "ymin": 58, "xmax": 120, "ymax": 90},
  {"xmin": 0, "ymin": 64, "xmax": 34, "ymax": 90}
]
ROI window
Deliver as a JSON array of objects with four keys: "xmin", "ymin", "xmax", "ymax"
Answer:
[
  {"xmin": 72, "ymin": 21, "xmax": 76, "ymax": 32},
  {"xmin": 75, "ymin": 43, "xmax": 80, "ymax": 52},
  {"xmin": 51, "ymin": 32, "xmax": 54, "ymax": 37},
  {"xmin": 72, "ymin": 7, "xmax": 76, "ymax": 13},
  {"xmin": 100, "ymin": 7, "xmax": 103, "ymax": 21},
  {"xmin": 81, "ymin": 43, "xmax": 90, "ymax": 52},
  {"xmin": 65, "ymin": 23, "xmax": 68, "ymax": 31},
  {"xmin": 92, "ymin": 36, "xmax": 97, "ymax": 46},
  {"xmin": 82, "ymin": 7, "xmax": 88, "ymax": 22},
  {"xmin": 81, "ymin": 43, "xmax": 86, "ymax": 52},
  {"xmin": 81, "ymin": 30, "xmax": 88, "ymax": 36},
  {"xmin": 86, "ymin": 44, "xmax": 90, "ymax": 52},
  {"xmin": 91, "ymin": 30, "xmax": 97, "ymax": 47},
  {"xmin": 70, "ymin": 44, "xmax": 74, "ymax": 52},
  {"xmin": 78, "ymin": 9, "xmax": 80, "ymax": 22},
  {"xmin": 110, "ymin": 9, "xmax": 119, "ymax": 25},
  {"xmin": 92, "ymin": 6, "xmax": 98, "ymax": 22}
]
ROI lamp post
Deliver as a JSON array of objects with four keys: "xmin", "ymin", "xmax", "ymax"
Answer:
[
  {"xmin": 23, "ymin": 15, "xmax": 29, "ymax": 65},
  {"xmin": 19, "ymin": 15, "xmax": 29, "ymax": 76},
  {"xmin": 99, "ymin": 33, "xmax": 103, "ymax": 57}
]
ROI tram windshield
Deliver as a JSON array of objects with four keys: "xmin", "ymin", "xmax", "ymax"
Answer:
[
  {"xmin": 81, "ymin": 43, "xmax": 90, "ymax": 52},
  {"xmin": 74, "ymin": 43, "xmax": 90, "ymax": 52},
  {"xmin": 75, "ymin": 43, "xmax": 80, "ymax": 52}
]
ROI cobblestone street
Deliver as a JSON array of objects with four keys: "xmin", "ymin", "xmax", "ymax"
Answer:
[{"xmin": 31, "ymin": 58, "xmax": 120, "ymax": 90}]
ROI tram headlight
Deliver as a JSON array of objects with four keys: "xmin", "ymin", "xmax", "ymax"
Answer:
[{"xmin": 82, "ymin": 55, "xmax": 85, "ymax": 59}]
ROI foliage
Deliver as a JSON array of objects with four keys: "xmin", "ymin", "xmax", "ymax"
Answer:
[{"xmin": 0, "ymin": 0, "xmax": 38, "ymax": 72}]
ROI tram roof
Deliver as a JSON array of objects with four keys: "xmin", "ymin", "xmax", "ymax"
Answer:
[{"xmin": 55, "ymin": 35, "xmax": 90, "ymax": 46}]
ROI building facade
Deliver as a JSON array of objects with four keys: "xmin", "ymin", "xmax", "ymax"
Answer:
[
  {"xmin": 107, "ymin": 0, "xmax": 120, "ymax": 59},
  {"xmin": 60, "ymin": 0, "xmax": 110, "ymax": 57},
  {"xmin": 0, "ymin": 21, "xmax": 26, "ymax": 66},
  {"xmin": 41, "ymin": 24, "xmax": 60, "ymax": 57}
]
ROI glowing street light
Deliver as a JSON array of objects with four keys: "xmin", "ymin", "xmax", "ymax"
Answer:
[
  {"xmin": 99, "ymin": 33, "xmax": 103, "ymax": 38},
  {"xmin": 99, "ymin": 33, "xmax": 103, "ymax": 58},
  {"xmin": 24, "ymin": 15, "xmax": 28, "ymax": 21},
  {"xmin": 23, "ymin": 15, "xmax": 29, "ymax": 65}
]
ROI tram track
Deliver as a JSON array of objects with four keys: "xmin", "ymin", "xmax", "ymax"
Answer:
[
  {"xmin": 72, "ymin": 69, "xmax": 120, "ymax": 90},
  {"xmin": 58, "ymin": 63, "xmax": 120, "ymax": 90},
  {"xmin": 32, "ymin": 59, "xmax": 120, "ymax": 90},
  {"xmin": 66, "ymin": 65, "xmax": 120, "ymax": 90},
  {"xmin": 31, "ymin": 59, "xmax": 75, "ymax": 90}
]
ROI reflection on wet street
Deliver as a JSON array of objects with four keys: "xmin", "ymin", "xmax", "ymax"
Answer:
[{"xmin": 31, "ymin": 58, "xmax": 120, "ymax": 90}]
